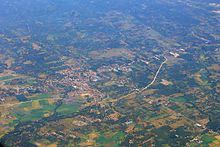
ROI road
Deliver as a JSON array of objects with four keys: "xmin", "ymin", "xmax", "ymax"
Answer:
[
  {"xmin": 141, "ymin": 56, "xmax": 167, "ymax": 91},
  {"xmin": 111, "ymin": 56, "xmax": 167, "ymax": 102}
]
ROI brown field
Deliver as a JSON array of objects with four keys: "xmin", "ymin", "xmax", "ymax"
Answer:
[
  {"xmin": 104, "ymin": 81, "xmax": 116, "ymax": 86},
  {"xmin": 5, "ymin": 59, "xmax": 15, "ymax": 68},
  {"xmin": 126, "ymin": 100, "xmax": 139, "ymax": 107},
  {"xmin": 141, "ymin": 89, "xmax": 157, "ymax": 96},
  {"xmin": 89, "ymin": 133, "xmax": 98, "ymax": 139},
  {"xmin": 20, "ymin": 36, "xmax": 30, "ymax": 42},
  {"xmin": 24, "ymin": 105, "xmax": 43, "ymax": 111},
  {"xmin": 89, "ymin": 48, "xmax": 135, "ymax": 59},
  {"xmin": 212, "ymin": 11, "xmax": 220, "ymax": 14},
  {"xmin": 23, "ymin": 60, "xmax": 32, "ymax": 64},
  {"xmin": 208, "ymin": 64, "xmax": 220, "ymax": 71},
  {"xmin": 110, "ymin": 72, "xmax": 117, "ymax": 78},
  {"xmin": 48, "ymin": 143, "xmax": 58, "ymax": 147},
  {"xmin": 43, "ymin": 112, "xmax": 53, "ymax": 117},
  {"xmin": 109, "ymin": 91, "xmax": 117, "ymax": 95},
  {"xmin": 198, "ymin": 119, "xmax": 209, "ymax": 125},
  {"xmin": 150, "ymin": 118, "xmax": 169, "ymax": 128},
  {"xmin": 160, "ymin": 79, "xmax": 173, "ymax": 85},
  {"xmin": 169, "ymin": 119, "xmax": 190, "ymax": 129},
  {"xmin": 32, "ymin": 43, "xmax": 41, "ymax": 50},
  {"xmin": 6, "ymin": 38, "xmax": 12, "ymax": 41},
  {"xmin": 166, "ymin": 56, "xmax": 184, "ymax": 65},
  {"xmin": 209, "ymin": 135, "xmax": 220, "ymax": 147},
  {"xmin": 215, "ymin": 135, "xmax": 220, "ymax": 140},
  {"xmin": 38, "ymin": 74, "xmax": 47, "ymax": 78},
  {"xmin": 126, "ymin": 123, "xmax": 135, "ymax": 133}
]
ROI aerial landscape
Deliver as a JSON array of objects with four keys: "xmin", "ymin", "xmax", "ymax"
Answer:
[{"xmin": 0, "ymin": 0, "xmax": 219, "ymax": 146}]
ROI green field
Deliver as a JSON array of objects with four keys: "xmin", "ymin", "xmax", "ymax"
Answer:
[
  {"xmin": 95, "ymin": 132, "xmax": 126, "ymax": 146},
  {"xmin": 169, "ymin": 97, "xmax": 186, "ymax": 103},
  {"xmin": 11, "ymin": 93, "xmax": 81, "ymax": 122},
  {"xmin": 18, "ymin": 101, "xmax": 32, "ymax": 108},
  {"xmin": 14, "ymin": 99, "xmax": 56, "ymax": 122},
  {"xmin": 188, "ymin": 134, "xmax": 217, "ymax": 147},
  {"xmin": 200, "ymin": 134, "xmax": 217, "ymax": 146},
  {"xmin": 56, "ymin": 103, "xmax": 81, "ymax": 115},
  {"xmin": 29, "ymin": 93, "xmax": 52, "ymax": 100}
]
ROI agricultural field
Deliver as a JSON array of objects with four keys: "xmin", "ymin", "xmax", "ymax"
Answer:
[{"xmin": 0, "ymin": 0, "xmax": 220, "ymax": 146}]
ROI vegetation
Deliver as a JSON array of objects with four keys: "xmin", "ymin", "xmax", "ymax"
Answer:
[{"xmin": 0, "ymin": 0, "xmax": 219, "ymax": 146}]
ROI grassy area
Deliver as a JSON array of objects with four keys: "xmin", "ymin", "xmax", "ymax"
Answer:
[
  {"xmin": 14, "ymin": 99, "xmax": 56, "ymax": 122},
  {"xmin": 21, "ymin": 109, "xmax": 44, "ymax": 122},
  {"xmin": 18, "ymin": 101, "xmax": 32, "ymax": 108},
  {"xmin": 169, "ymin": 97, "xmax": 186, "ymax": 103},
  {"xmin": 12, "ymin": 93, "xmax": 80, "ymax": 122},
  {"xmin": 29, "ymin": 93, "xmax": 52, "ymax": 100},
  {"xmin": 188, "ymin": 134, "xmax": 217, "ymax": 147},
  {"xmin": 0, "ymin": 75, "xmax": 16, "ymax": 81},
  {"xmin": 56, "ymin": 103, "xmax": 81, "ymax": 115},
  {"xmin": 95, "ymin": 132, "xmax": 126, "ymax": 146},
  {"xmin": 8, "ymin": 120, "xmax": 19, "ymax": 127},
  {"xmin": 201, "ymin": 134, "xmax": 217, "ymax": 146},
  {"xmin": 188, "ymin": 142, "xmax": 199, "ymax": 147}
]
